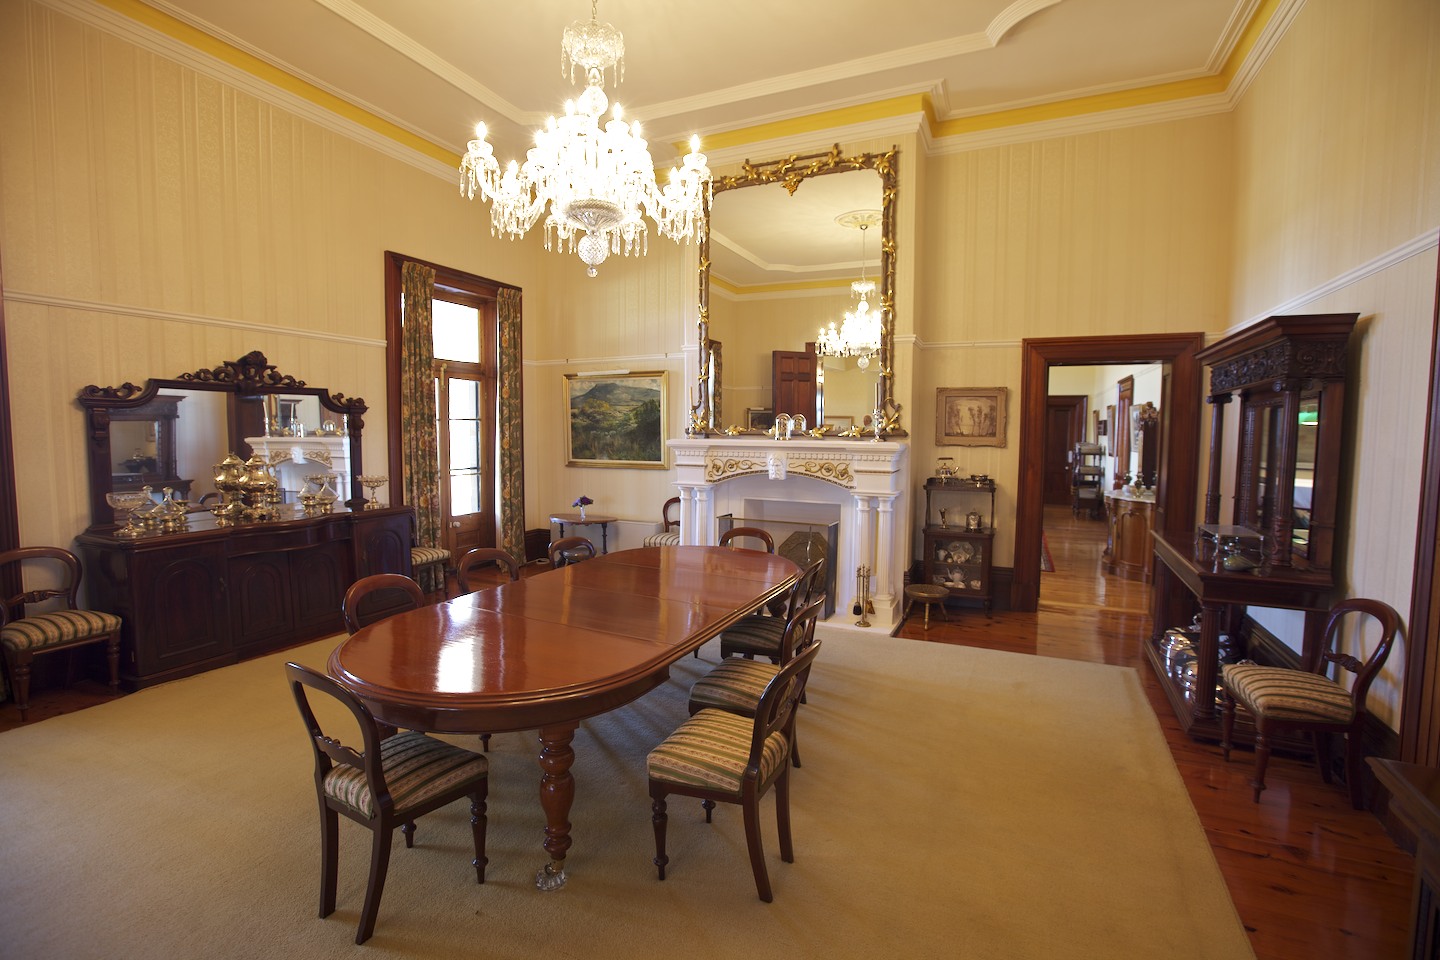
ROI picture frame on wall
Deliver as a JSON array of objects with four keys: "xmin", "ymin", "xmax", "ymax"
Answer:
[
  {"xmin": 564, "ymin": 371, "xmax": 668, "ymax": 469},
  {"xmin": 935, "ymin": 387, "xmax": 1008, "ymax": 447}
]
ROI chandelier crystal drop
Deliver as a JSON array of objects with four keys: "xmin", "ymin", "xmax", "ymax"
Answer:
[
  {"xmin": 816, "ymin": 212, "xmax": 882, "ymax": 370},
  {"xmin": 458, "ymin": 1, "xmax": 712, "ymax": 277}
]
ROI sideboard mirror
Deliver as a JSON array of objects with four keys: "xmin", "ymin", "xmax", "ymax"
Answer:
[
  {"xmin": 1197, "ymin": 314, "xmax": 1356, "ymax": 572},
  {"xmin": 78, "ymin": 351, "xmax": 368, "ymax": 530},
  {"xmin": 694, "ymin": 144, "xmax": 902, "ymax": 435}
]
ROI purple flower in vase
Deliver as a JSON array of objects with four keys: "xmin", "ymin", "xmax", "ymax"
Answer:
[{"xmin": 573, "ymin": 495, "xmax": 592, "ymax": 519}]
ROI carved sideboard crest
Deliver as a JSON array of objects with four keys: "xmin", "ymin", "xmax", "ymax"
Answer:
[{"xmin": 1209, "ymin": 339, "xmax": 1348, "ymax": 394}]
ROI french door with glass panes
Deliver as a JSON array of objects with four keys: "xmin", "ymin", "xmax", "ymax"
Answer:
[{"xmin": 432, "ymin": 298, "xmax": 496, "ymax": 558}]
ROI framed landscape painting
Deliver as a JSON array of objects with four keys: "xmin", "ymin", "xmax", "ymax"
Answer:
[
  {"xmin": 564, "ymin": 371, "xmax": 668, "ymax": 468},
  {"xmin": 936, "ymin": 387, "xmax": 1008, "ymax": 447}
]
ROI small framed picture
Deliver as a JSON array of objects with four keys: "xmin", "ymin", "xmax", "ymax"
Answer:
[
  {"xmin": 746, "ymin": 408, "xmax": 775, "ymax": 431},
  {"xmin": 935, "ymin": 387, "xmax": 1007, "ymax": 447}
]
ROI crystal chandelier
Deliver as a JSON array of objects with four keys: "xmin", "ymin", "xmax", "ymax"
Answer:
[
  {"xmin": 816, "ymin": 212, "xmax": 882, "ymax": 369},
  {"xmin": 458, "ymin": 1, "xmax": 712, "ymax": 277}
]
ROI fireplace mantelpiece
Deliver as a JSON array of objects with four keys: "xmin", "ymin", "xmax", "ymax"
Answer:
[{"xmin": 666, "ymin": 437, "xmax": 910, "ymax": 634}]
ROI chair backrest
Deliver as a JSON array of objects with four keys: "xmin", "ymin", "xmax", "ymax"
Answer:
[
  {"xmin": 774, "ymin": 555, "xmax": 825, "ymax": 622},
  {"xmin": 549, "ymin": 536, "xmax": 596, "ymax": 568},
  {"xmin": 776, "ymin": 594, "xmax": 825, "ymax": 666},
  {"xmin": 0, "ymin": 546, "xmax": 83, "ymax": 626},
  {"xmin": 661, "ymin": 497, "xmax": 680, "ymax": 532},
  {"xmin": 750, "ymin": 640, "xmax": 824, "ymax": 761},
  {"xmin": 456, "ymin": 547, "xmax": 520, "ymax": 593},
  {"xmin": 284, "ymin": 661, "xmax": 388, "ymax": 804},
  {"xmin": 1310, "ymin": 597, "xmax": 1402, "ymax": 710},
  {"xmin": 342, "ymin": 573, "xmax": 425, "ymax": 635},
  {"xmin": 719, "ymin": 527, "xmax": 774, "ymax": 553}
]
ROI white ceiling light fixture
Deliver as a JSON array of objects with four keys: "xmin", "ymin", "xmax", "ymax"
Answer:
[
  {"xmin": 816, "ymin": 210, "xmax": 883, "ymax": 370},
  {"xmin": 458, "ymin": 0, "xmax": 712, "ymax": 277}
]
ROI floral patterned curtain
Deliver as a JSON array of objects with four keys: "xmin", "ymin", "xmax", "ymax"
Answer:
[
  {"xmin": 400, "ymin": 261, "xmax": 442, "ymax": 590},
  {"xmin": 497, "ymin": 287, "xmax": 526, "ymax": 562}
]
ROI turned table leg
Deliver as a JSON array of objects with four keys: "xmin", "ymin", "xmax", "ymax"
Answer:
[{"xmin": 535, "ymin": 721, "xmax": 578, "ymax": 890}]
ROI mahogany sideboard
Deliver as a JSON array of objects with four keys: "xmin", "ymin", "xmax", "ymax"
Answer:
[{"xmin": 75, "ymin": 505, "xmax": 413, "ymax": 690}]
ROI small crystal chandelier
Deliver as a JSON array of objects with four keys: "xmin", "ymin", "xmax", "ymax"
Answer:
[
  {"xmin": 458, "ymin": 1, "xmax": 712, "ymax": 277},
  {"xmin": 816, "ymin": 211, "xmax": 882, "ymax": 369}
]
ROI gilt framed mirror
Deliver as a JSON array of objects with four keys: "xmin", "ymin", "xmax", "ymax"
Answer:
[{"xmin": 693, "ymin": 144, "xmax": 901, "ymax": 436}]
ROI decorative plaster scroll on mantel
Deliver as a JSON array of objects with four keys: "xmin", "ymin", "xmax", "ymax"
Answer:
[{"xmin": 704, "ymin": 453, "xmax": 855, "ymax": 488}]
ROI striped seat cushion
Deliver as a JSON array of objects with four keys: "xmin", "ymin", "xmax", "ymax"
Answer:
[
  {"xmin": 0, "ymin": 609, "xmax": 121, "ymax": 652},
  {"xmin": 1222, "ymin": 663, "xmax": 1355, "ymax": 724},
  {"xmin": 642, "ymin": 532, "xmax": 681, "ymax": 547},
  {"xmin": 689, "ymin": 658, "xmax": 780, "ymax": 716},
  {"xmin": 719, "ymin": 614, "xmax": 784, "ymax": 657},
  {"xmin": 324, "ymin": 731, "xmax": 487, "ymax": 818},
  {"xmin": 648, "ymin": 708, "xmax": 788, "ymax": 794},
  {"xmin": 410, "ymin": 546, "xmax": 451, "ymax": 567}
]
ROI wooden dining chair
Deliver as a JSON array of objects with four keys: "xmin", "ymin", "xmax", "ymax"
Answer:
[
  {"xmin": 284, "ymin": 662, "xmax": 489, "ymax": 944},
  {"xmin": 718, "ymin": 526, "xmax": 774, "ymax": 553},
  {"xmin": 548, "ymin": 536, "xmax": 596, "ymax": 568},
  {"xmin": 647, "ymin": 640, "xmax": 822, "ymax": 903},
  {"xmin": 719, "ymin": 556, "xmax": 826, "ymax": 662},
  {"xmin": 455, "ymin": 547, "xmax": 520, "ymax": 593},
  {"xmin": 690, "ymin": 593, "xmax": 824, "ymax": 768},
  {"xmin": 1220, "ymin": 597, "xmax": 1402, "ymax": 807},
  {"xmin": 0, "ymin": 546, "xmax": 122, "ymax": 722},
  {"xmin": 342, "ymin": 574, "xmax": 426, "ymax": 636},
  {"xmin": 642, "ymin": 496, "xmax": 682, "ymax": 547}
]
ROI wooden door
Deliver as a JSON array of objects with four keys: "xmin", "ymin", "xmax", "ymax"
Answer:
[
  {"xmin": 1044, "ymin": 396, "xmax": 1086, "ymax": 504},
  {"xmin": 1115, "ymin": 375, "xmax": 1135, "ymax": 488},
  {"xmin": 772, "ymin": 345, "xmax": 817, "ymax": 420}
]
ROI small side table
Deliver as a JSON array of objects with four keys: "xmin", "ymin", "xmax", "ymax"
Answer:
[
  {"xmin": 549, "ymin": 512, "xmax": 618, "ymax": 554},
  {"xmin": 904, "ymin": 584, "xmax": 950, "ymax": 630}
]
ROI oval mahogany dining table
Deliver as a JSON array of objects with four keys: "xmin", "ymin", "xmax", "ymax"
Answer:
[{"xmin": 328, "ymin": 545, "xmax": 799, "ymax": 889}]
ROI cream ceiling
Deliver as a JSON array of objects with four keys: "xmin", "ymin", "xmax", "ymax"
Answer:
[{"xmin": 132, "ymin": 0, "xmax": 1257, "ymax": 286}]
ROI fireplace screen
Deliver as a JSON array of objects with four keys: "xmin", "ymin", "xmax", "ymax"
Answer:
[{"xmin": 717, "ymin": 515, "xmax": 838, "ymax": 619}]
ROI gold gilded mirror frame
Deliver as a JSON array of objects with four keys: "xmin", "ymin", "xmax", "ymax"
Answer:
[{"xmin": 690, "ymin": 144, "xmax": 902, "ymax": 437}]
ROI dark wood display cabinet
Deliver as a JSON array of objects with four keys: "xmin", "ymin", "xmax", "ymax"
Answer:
[
  {"xmin": 76, "ymin": 506, "xmax": 413, "ymax": 690},
  {"xmin": 1149, "ymin": 313, "xmax": 1355, "ymax": 740},
  {"xmin": 922, "ymin": 477, "xmax": 996, "ymax": 613}
]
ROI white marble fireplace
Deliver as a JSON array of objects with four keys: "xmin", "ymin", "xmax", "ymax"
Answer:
[{"xmin": 666, "ymin": 436, "xmax": 910, "ymax": 635}]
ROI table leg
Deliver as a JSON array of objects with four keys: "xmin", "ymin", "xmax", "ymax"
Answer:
[
  {"xmin": 600, "ymin": 523, "xmax": 608, "ymax": 554},
  {"xmin": 535, "ymin": 721, "xmax": 578, "ymax": 890}
]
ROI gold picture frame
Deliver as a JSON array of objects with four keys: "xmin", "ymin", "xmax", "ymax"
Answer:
[
  {"xmin": 936, "ymin": 387, "xmax": 1008, "ymax": 447},
  {"xmin": 564, "ymin": 371, "xmax": 668, "ymax": 469}
]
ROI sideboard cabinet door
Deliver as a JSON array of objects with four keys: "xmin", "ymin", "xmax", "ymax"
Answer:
[
  {"xmin": 353, "ymin": 512, "xmax": 414, "ymax": 578},
  {"xmin": 115, "ymin": 541, "xmax": 232, "ymax": 685}
]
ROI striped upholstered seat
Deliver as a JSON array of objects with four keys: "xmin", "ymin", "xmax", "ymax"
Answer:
[
  {"xmin": 1221, "ymin": 663, "xmax": 1354, "ymax": 723},
  {"xmin": 648, "ymin": 708, "xmax": 789, "ymax": 794},
  {"xmin": 717, "ymin": 613, "xmax": 785, "ymax": 659},
  {"xmin": 410, "ymin": 545, "xmax": 450, "ymax": 567},
  {"xmin": 642, "ymin": 531, "xmax": 681, "ymax": 547},
  {"xmin": 410, "ymin": 546, "xmax": 452, "ymax": 600},
  {"xmin": 642, "ymin": 497, "xmax": 681, "ymax": 548},
  {"xmin": 324, "ymin": 730, "xmax": 489, "ymax": 818},
  {"xmin": 0, "ymin": 609, "xmax": 121, "ymax": 652},
  {"xmin": 688, "ymin": 658, "xmax": 778, "ymax": 716}
]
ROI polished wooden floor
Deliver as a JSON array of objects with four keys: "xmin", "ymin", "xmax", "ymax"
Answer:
[
  {"xmin": 895, "ymin": 505, "xmax": 1413, "ymax": 960},
  {"xmin": 2, "ymin": 519, "xmax": 1416, "ymax": 957}
]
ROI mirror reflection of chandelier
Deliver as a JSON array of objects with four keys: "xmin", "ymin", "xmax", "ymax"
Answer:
[
  {"xmin": 816, "ymin": 211, "xmax": 883, "ymax": 369},
  {"xmin": 458, "ymin": 1, "xmax": 712, "ymax": 277}
]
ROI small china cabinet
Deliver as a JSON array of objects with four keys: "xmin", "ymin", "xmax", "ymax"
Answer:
[
  {"xmin": 1149, "ymin": 314, "xmax": 1356, "ymax": 738},
  {"xmin": 922, "ymin": 477, "xmax": 996, "ymax": 613}
]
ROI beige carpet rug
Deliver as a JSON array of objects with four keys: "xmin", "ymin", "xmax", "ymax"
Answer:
[{"xmin": 0, "ymin": 633, "xmax": 1254, "ymax": 960}]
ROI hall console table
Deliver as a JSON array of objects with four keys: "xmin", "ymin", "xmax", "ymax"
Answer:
[
  {"xmin": 1103, "ymin": 490, "xmax": 1156, "ymax": 583},
  {"xmin": 76, "ymin": 505, "xmax": 414, "ymax": 690}
]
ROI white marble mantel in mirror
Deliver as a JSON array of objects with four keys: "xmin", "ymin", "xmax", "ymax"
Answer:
[{"xmin": 666, "ymin": 436, "xmax": 910, "ymax": 635}]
